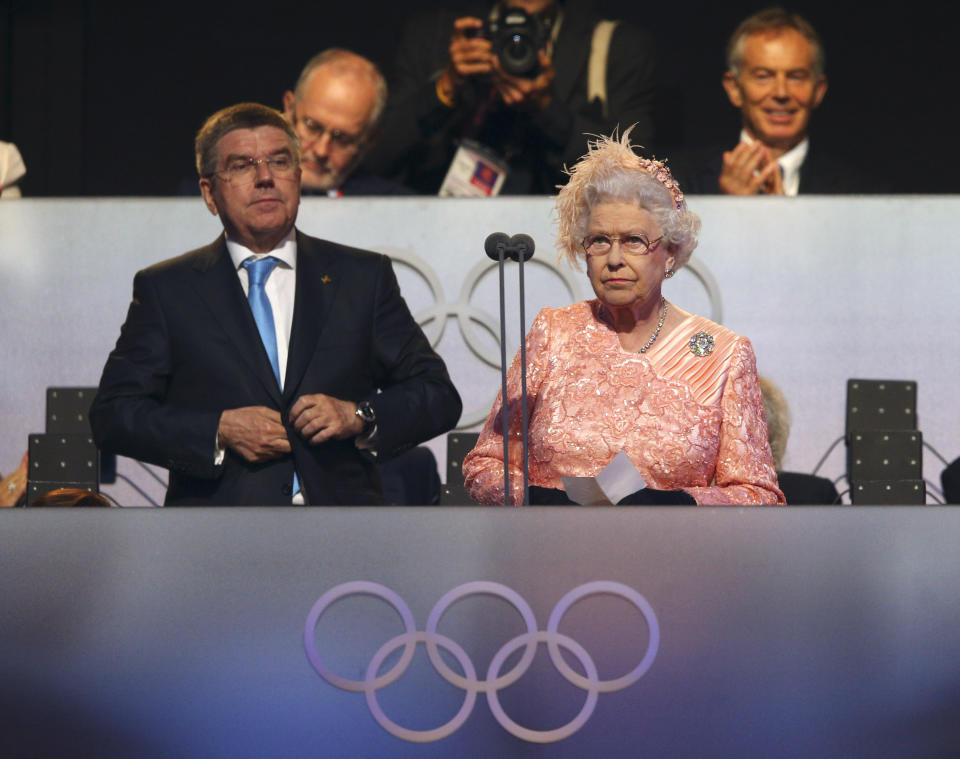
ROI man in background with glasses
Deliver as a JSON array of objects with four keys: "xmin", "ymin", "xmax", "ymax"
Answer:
[
  {"xmin": 282, "ymin": 49, "xmax": 409, "ymax": 196},
  {"xmin": 91, "ymin": 103, "xmax": 461, "ymax": 505}
]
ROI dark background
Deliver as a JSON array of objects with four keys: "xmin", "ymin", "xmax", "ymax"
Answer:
[{"xmin": 1, "ymin": 0, "xmax": 954, "ymax": 196}]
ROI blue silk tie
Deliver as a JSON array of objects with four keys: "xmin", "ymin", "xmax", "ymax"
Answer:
[
  {"xmin": 242, "ymin": 256, "xmax": 299, "ymax": 498},
  {"xmin": 243, "ymin": 257, "xmax": 282, "ymax": 385}
]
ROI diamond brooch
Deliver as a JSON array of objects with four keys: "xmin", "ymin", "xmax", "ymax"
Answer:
[{"xmin": 688, "ymin": 331, "xmax": 715, "ymax": 357}]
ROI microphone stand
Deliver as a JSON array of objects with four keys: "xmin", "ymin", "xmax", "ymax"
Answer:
[
  {"xmin": 485, "ymin": 233, "xmax": 511, "ymax": 506},
  {"xmin": 484, "ymin": 233, "xmax": 536, "ymax": 506}
]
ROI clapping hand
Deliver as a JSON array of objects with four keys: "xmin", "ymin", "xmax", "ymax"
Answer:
[{"xmin": 718, "ymin": 141, "xmax": 784, "ymax": 195}]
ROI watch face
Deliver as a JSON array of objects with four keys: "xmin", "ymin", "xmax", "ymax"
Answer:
[{"xmin": 357, "ymin": 402, "xmax": 375, "ymax": 424}]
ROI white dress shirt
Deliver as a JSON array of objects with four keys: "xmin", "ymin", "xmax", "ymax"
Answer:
[
  {"xmin": 216, "ymin": 230, "xmax": 302, "ymax": 502},
  {"xmin": 219, "ymin": 230, "xmax": 372, "ymax": 502},
  {"xmin": 226, "ymin": 230, "xmax": 297, "ymax": 387}
]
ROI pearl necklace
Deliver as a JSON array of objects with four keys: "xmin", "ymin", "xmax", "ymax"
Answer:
[{"xmin": 638, "ymin": 298, "xmax": 667, "ymax": 354}]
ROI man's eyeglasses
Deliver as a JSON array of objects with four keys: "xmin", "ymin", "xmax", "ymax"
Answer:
[
  {"xmin": 582, "ymin": 234, "xmax": 664, "ymax": 257},
  {"xmin": 209, "ymin": 155, "xmax": 300, "ymax": 184},
  {"xmin": 293, "ymin": 114, "xmax": 364, "ymax": 152}
]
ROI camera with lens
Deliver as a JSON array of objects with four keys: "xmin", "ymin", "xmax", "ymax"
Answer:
[{"xmin": 468, "ymin": 7, "xmax": 549, "ymax": 78}]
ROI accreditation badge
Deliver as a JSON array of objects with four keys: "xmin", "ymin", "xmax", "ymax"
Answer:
[{"xmin": 438, "ymin": 139, "xmax": 509, "ymax": 197}]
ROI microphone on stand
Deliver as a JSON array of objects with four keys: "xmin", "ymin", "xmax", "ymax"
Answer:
[
  {"xmin": 506, "ymin": 234, "xmax": 535, "ymax": 262},
  {"xmin": 484, "ymin": 232, "xmax": 536, "ymax": 505},
  {"xmin": 485, "ymin": 233, "xmax": 511, "ymax": 506},
  {"xmin": 483, "ymin": 233, "xmax": 511, "ymax": 259}
]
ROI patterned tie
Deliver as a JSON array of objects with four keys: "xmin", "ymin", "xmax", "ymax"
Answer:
[{"xmin": 242, "ymin": 256, "xmax": 299, "ymax": 498}]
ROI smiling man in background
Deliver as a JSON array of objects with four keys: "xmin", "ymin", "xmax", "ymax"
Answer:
[
  {"xmin": 675, "ymin": 8, "xmax": 881, "ymax": 195},
  {"xmin": 718, "ymin": 8, "xmax": 826, "ymax": 195}
]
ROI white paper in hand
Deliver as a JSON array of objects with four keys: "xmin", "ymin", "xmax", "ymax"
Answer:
[{"xmin": 561, "ymin": 451, "xmax": 647, "ymax": 505}]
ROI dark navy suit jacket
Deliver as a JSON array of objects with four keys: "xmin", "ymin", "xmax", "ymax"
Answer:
[{"xmin": 91, "ymin": 230, "xmax": 461, "ymax": 505}]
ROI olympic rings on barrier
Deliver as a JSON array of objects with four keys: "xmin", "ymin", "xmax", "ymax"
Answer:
[
  {"xmin": 304, "ymin": 580, "xmax": 659, "ymax": 743},
  {"xmin": 548, "ymin": 581, "xmax": 659, "ymax": 693},
  {"xmin": 425, "ymin": 580, "xmax": 538, "ymax": 692},
  {"xmin": 304, "ymin": 580, "xmax": 417, "ymax": 692},
  {"xmin": 486, "ymin": 630, "xmax": 599, "ymax": 743},
  {"xmin": 365, "ymin": 630, "xmax": 478, "ymax": 743}
]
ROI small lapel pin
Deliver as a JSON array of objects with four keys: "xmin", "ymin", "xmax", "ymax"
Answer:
[{"xmin": 321, "ymin": 275, "xmax": 332, "ymax": 284}]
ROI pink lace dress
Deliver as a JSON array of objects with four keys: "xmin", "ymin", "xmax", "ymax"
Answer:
[{"xmin": 463, "ymin": 301, "xmax": 784, "ymax": 505}]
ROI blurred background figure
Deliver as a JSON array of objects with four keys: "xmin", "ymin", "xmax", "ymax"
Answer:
[
  {"xmin": 673, "ymin": 7, "xmax": 885, "ymax": 195},
  {"xmin": 366, "ymin": 0, "xmax": 657, "ymax": 195},
  {"xmin": 760, "ymin": 376, "xmax": 840, "ymax": 504},
  {"xmin": 379, "ymin": 447, "xmax": 442, "ymax": 505},
  {"xmin": 2, "ymin": 3, "xmax": 953, "ymax": 195},
  {"xmin": 0, "ymin": 141, "xmax": 26, "ymax": 197},
  {"xmin": 282, "ymin": 49, "xmax": 410, "ymax": 196}
]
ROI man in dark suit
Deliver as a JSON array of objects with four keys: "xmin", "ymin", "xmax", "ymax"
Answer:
[
  {"xmin": 673, "ymin": 8, "xmax": 884, "ymax": 196},
  {"xmin": 365, "ymin": 0, "xmax": 656, "ymax": 195},
  {"xmin": 90, "ymin": 103, "xmax": 461, "ymax": 505}
]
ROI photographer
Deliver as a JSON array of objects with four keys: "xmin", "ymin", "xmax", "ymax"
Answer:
[{"xmin": 365, "ymin": 0, "xmax": 657, "ymax": 195}]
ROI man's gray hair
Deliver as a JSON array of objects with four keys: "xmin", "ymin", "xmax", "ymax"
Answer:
[
  {"xmin": 726, "ymin": 7, "xmax": 825, "ymax": 79},
  {"xmin": 292, "ymin": 48, "xmax": 388, "ymax": 130},
  {"xmin": 195, "ymin": 102, "xmax": 301, "ymax": 178}
]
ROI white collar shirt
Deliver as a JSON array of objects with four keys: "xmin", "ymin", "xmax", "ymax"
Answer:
[
  {"xmin": 741, "ymin": 130, "xmax": 809, "ymax": 197},
  {"xmin": 226, "ymin": 229, "xmax": 297, "ymax": 388}
]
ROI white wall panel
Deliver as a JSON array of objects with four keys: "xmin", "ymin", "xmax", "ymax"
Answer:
[{"xmin": 2, "ymin": 196, "xmax": 957, "ymax": 503}]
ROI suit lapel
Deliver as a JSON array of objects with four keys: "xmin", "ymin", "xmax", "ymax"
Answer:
[
  {"xmin": 798, "ymin": 147, "xmax": 843, "ymax": 194},
  {"xmin": 284, "ymin": 231, "xmax": 342, "ymax": 402},
  {"xmin": 189, "ymin": 236, "xmax": 283, "ymax": 405}
]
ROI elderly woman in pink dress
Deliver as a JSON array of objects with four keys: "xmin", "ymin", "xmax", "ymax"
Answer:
[{"xmin": 463, "ymin": 131, "xmax": 784, "ymax": 505}]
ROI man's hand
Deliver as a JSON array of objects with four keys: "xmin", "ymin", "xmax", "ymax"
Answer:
[
  {"xmin": 218, "ymin": 407, "xmax": 290, "ymax": 463},
  {"xmin": 492, "ymin": 50, "xmax": 554, "ymax": 110},
  {"xmin": 289, "ymin": 394, "xmax": 364, "ymax": 445},
  {"xmin": 718, "ymin": 141, "xmax": 784, "ymax": 195},
  {"xmin": 437, "ymin": 17, "xmax": 493, "ymax": 103}
]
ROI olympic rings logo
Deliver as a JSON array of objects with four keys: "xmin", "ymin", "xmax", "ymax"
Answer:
[{"xmin": 304, "ymin": 580, "xmax": 659, "ymax": 743}]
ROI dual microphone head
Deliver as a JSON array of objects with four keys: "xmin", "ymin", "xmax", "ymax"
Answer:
[{"xmin": 484, "ymin": 233, "xmax": 535, "ymax": 262}]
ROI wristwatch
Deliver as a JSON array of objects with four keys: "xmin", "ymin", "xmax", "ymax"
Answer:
[{"xmin": 355, "ymin": 400, "xmax": 376, "ymax": 433}]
